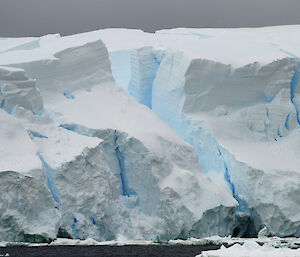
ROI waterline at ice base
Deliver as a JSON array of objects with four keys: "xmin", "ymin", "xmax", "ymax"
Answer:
[{"xmin": 0, "ymin": 26, "xmax": 300, "ymax": 245}]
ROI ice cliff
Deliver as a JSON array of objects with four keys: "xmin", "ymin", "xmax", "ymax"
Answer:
[
  {"xmin": 0, "ymin": 34, "xmax": 236, "ymax": 242},
  {"xmin": 97, "ymin": 26, "xmax": 300, "ymax": 237},
  {"xmin": 0, "ymin": 26, "xmax": 299, "ymax": 241}
]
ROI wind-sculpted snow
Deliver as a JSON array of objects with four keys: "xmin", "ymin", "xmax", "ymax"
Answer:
[
  {"xmin": 0, "ymin": 37, "xmax": 39, "ymax": 54},
  {"xmin": 0, "ymin": 34, "xmax": 237, "ymax": 242}
]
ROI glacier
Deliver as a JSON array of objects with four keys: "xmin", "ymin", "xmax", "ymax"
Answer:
[
  {"xmin": 0, "ymin": 26, "xmax": 299, "ymax": 242},
  {"xmin": 0, "ymin": 34, "xmax": 236, "ymax": 242},
  {"xmin": 96, "ymin": 26, "xmax": 300, "ymax": 237}
]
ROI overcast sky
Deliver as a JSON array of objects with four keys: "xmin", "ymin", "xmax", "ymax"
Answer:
[{"xmin": 1, "ymin": 0, "xmax": 300, "ymax": 37}]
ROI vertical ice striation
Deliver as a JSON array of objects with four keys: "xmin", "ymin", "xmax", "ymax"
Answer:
[
  {"xmin": 290, "ymin": 61, "xmax": 300, "ymax": 124},
  {"xmin": 128, "ymin": 47, "xmax": 160, "ymax": 108},
  {"xmin": 114, "ymin": 130, "xmax": 136, "ymax": 197},
  {"xmin": 109, "ymin": 50, "xmax": 132, "ymax": 92}
]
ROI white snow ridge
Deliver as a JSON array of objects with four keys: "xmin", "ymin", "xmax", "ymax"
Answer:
[{"xmin": 0, "ymin": 26, "xmax": 299, "ymax": 245}]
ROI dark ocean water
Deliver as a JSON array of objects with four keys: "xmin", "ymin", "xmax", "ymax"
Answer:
[{"xmin": 0, "ymin": 245, "xmax": 220, "ymax": 257}]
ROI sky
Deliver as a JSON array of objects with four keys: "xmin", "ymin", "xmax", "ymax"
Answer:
[{"xmin": 1, "ymin": 0, "xmax": 300, "ymax": 37}]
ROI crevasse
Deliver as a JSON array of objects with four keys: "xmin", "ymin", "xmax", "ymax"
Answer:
[
  {"xmin": 59, "ymin": 124, "xmax": 136, "ymax": 198},
  {"xmin": 290, "ymin": 61, "xmax": 300, "ymax": 124},
  {"xmin": 38, "ymin": 154, "xmax": 60, "ymax": 204},
  {"xmin": 128, "ymin": 47, "xmax": 161, "ymax": 109},
  {"xmin": 114, "ymin": 129, "xmax": 136, "ymax": 196}
]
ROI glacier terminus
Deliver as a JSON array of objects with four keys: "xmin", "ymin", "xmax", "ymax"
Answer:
[{"xmin": 0, "ymin": 25, "xmax": 299, "ymax": 242}]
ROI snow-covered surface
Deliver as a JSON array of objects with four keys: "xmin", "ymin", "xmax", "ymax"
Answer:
[
  {"xmin": 0, "ymin": 37, "xmax": 38, "ymax": 54},
  {"xmin": 62, "ymin": 25, "xmax": 300, "ymax": 67},
  {"xmin": 2, "ymin": 25, "xmax": 300, "ymax": 67},
  {"xmin": 56, "ymin": 25, "xmax": 300, "ymax": 66},
  {"xmin": 157, "ymin": 26, "xmax": 300, "ymax": 67}
]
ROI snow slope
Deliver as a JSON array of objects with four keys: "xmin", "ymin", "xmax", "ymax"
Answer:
[{"xmin": 0, "ymin": 32, "xmax": 236, "ymax": 242}]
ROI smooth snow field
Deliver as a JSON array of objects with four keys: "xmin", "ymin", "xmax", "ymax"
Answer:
[{"xmin": 0, "ymin": 25, "xmax": 300, "ymax": 256}]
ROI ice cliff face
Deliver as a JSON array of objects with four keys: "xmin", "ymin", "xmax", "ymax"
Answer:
[
  {"xmin": 0, "ymin": 26, "xmax": 299, "ymax": 241},
  {"xmin": 0, "ymin": 34, "xmax": 236, "ymax": 242},
  {"xmin": 51, "ymin": 82, "xmax": 236, "ymax": 241},
  {"xmin": 99, "ymin": 26, "xmax": 300, "ymax": 237}
]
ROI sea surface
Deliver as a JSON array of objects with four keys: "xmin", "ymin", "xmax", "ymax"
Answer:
[{"xmin": 0, "ymin": 245, "xmax": 220, "ymax": 257}]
